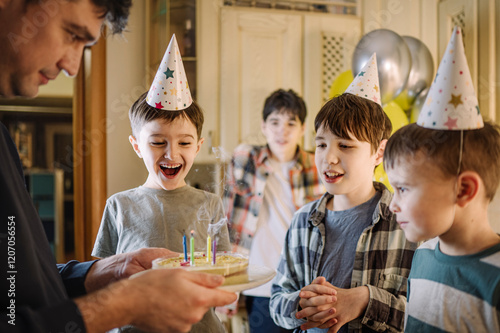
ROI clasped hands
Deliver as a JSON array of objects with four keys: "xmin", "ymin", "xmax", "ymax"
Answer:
[{"xmin": 295, "ymin": 277, "xmax": 369, "ymax": 333}]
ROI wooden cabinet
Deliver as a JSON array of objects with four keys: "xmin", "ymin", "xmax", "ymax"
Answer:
[
  {"xmin": 25, "ymin": 169, "xmax": 65, "ymax": 262},
  {"xmin": 146, "ymin": 0, "xmax": 197, "ymax": 97}
]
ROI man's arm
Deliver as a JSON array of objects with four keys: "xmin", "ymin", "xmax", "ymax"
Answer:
[
  {"xmin": 57, "ymin": 260, "xmax": 98, "ymax": 297},
  {"xmin": 0, "ymin": 269, "xmax": 237, "ymax": 333},
  {"xmin": 84, "ymin": 247, "xmax": 178, "ymax": 292},
  {"xmin": 76, "ymin": 269, "xmax": 237, "ymax": 333}
]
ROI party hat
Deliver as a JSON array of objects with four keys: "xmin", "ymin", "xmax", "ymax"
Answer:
[
  {"xmin": 345, "ymin": 53, "xmax": 381, "ymax": 105},
  {"xmin": 146, "ymin": 34, "xmax": 192, "ymax": 111},
  {"xmin": 417, "ymin": 26, "xmax": 483, "ymax": 130}
]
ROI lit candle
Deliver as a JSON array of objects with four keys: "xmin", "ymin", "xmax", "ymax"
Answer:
[
  {"xmin": 212, "ymin": 238, "xmax": 217, "ymax": 265},
  {"xmin": 190, "ymin": 230, "xmax": 195, "ymax": 266},
  {"xmin": 183, "ymin": 234, "xmax": 188, "ymax": 262},
  {"xmin": 207, "ymin": 234, "xmax": 211, "ymax": 263}
]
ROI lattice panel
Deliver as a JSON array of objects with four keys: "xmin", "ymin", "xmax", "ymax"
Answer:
[
  {"xmin": 451, "ymin": 9, "xmax": 466, "ymax": 41},
  {"xmin": 322, "ymin": 33, "xmax": 345, "ymax": 102}
]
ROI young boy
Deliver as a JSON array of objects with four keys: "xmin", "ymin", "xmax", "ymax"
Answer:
[
  {"xmin": 93, "ymin": 36, "xmax": 230, "ymax": 333},
  {"xmin": 384, "ymin": 26, "xmax": 500, "ymax": 332},
  {"xmin": 270, "ymin": 54, "xmax": 418, "ymax": 333},
  {"xmin": 224, "ymin": 89, "xmax": 324, "ymax": 332}
]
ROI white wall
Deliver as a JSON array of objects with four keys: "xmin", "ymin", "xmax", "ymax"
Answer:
[{"xmin": 106, "ymin": 2, "xmax": 148, "ymax": 197}]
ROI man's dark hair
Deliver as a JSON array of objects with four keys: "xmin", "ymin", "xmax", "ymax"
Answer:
[
  {"xmin": 26, "ymin": 0, "xmax": 132, "ymax": 34},
  {"xmin": 92, "ymin": 0, "xmax": 131, "ymax": 34},
  {"xmin": 262, "ymin": 89, "xmax": 307, "ymax": 124}
]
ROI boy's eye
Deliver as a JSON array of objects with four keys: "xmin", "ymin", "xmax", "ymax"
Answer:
[
  {"xmin": 150, "ymin": 142, "xmax": 165, "ymax": 146},
  {"xmin": 339, "ymin": 143, "xmax": 353, "ymax": 149},
  {"xmin": 179, "ymin": 142, "xmax": 192, "ymax": 146},
  {"xmin": 316, "ymin": 143, "xmax": 326, "ymax": 148},
  {"xmin": 396, "ymin": 187, "xmax": 407, "ymax": 194}
]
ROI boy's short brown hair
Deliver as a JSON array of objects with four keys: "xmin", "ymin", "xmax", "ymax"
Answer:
[
  {"xmin": 129, "ymin": 91, "xmax": 204, "ymax": 140},
  {"xmin": 383, "ymin": 121, "xmax": 500, "ymax": 201},
  {"xmin": 263, "ymin": 89, "xmax": 307, "ymax": 124},
  {"xmin": 314, "ymin": 93, "xmax": 392, "ymax": 153}
]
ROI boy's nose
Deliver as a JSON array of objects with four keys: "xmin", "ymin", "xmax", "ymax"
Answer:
[
  {"xmin": 326, "ymin": 150, "xmax": 340, "ymax": 165},
  {"xmin": 389, "ymin": 198, "xmax": 400, "ymax": 213},
  {"xmin": 164, "ymin": 146, "xmax": 178, "ymax": 159}
]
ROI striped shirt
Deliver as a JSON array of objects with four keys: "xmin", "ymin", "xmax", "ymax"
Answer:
[
  {"xmin": 405, "ymin": 238, "xmax": 500, "ymax": 333},
  {"xmin": 270, "ymin": 183, "xmax": 418, "ymax": 333},
  {"xmin": 223, "ymin": 144, "xmax": 324, "ymax": 252}
]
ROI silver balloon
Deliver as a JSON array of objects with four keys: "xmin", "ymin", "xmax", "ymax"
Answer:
[
  {"xmin": 352, "ymin": 29, "xmax": 411, "ymax": 104},
  {"xmin": 401, "ymin": 36, "xmax": 434, "ymax": 106},
  {"xmin": 409, "ymin": 88, "xmax": 429, "ymax": 123}
]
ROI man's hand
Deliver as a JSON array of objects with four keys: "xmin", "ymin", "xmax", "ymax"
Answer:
[
  {"xmin": 296, "ymin": 277, "xmax": 369, "ymax": 333},
  {"xmin": 85, "ymin": 248, "xmax": 178, "ymax": 292},
  {"xmin": 76, "ymin": 268, "xmax": 238, "ymax": 333}
]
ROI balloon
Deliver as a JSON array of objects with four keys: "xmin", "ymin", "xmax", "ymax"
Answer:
[
  {"xmin": 374, "ymin": 164, "xmax": 393, "ymax": 192},
  {"xmin": 383, "ymin": 101, "xmax": 409, "ymax": 134},
  {"xmin": 410, "ymin": 88, "xmax": 429, "ymax": 123},
  {"xmin": 393, "ymin": 90, "xmax": 411, "ymax": 112},
  {"xmin": 400, "ymin": 36, "xmax": 434, "ymax": 107},
  {"xmin": 374, "ymin": 101, "xmax": 410, "ymax": 192},
  {"xmin": 352, "ymin": 29, "xmax": 411, "ymax": 104},
  {"xmin": 329, "ymin": 70, "xmax": 354, "ymax": 99}
]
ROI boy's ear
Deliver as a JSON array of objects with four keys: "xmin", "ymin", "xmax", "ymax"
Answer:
[
  {"xmin": 196, "ymin": 137, "xmax": 205, "ymax": 154},
  {"xmin": 129, "ymin": 135, "xmax": 143, "ymax": 158},
  {"xmin": 261, "ymin": 119, "xmax": 266, "ymax": 134},
  {"xmin": 456, "ymin": 171, "xmax": 480, "ymax": 207},
  {"xmin": 374, "ymin": 139, "xmax": 387, "ymax": 166}
]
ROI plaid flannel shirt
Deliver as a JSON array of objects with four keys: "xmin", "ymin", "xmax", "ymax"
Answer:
[
  {"xmin": 223, "ymin": 144, "xmax": 324, "ymax": 253},
  {"xmin": 270, "ymin": 182, "xmax": 418, "ymax": 333}
]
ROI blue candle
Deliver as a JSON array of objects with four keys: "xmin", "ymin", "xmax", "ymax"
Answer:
[{"xmin": 183, "ymin": 234, "xmax": 188, "ymax": 262}]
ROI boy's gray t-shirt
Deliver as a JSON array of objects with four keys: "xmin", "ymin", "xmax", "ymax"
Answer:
[
  {"xmin": 92, "ymin": 185, "xmax": 231, "ymax": 333},
  {"xmin": 311, "ymin": 191, "xmax": 381, "ymax": 333},
  {"xmin": 92, "ymin": 185, "xmax": 231, "ymax": 257}
]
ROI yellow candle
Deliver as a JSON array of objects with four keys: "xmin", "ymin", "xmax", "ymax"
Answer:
[
  {"xmin": 207, "ymin": 235, "xmax": 211, "ymax": 262},
  {"xmin": 190, "ymin": 230, "xmax": 195, "ymax": 266}
]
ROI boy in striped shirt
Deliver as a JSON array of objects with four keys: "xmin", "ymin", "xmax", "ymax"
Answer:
[{"xmin": 384, "ymin": 27, "xmax": 500, "ymax": 332}]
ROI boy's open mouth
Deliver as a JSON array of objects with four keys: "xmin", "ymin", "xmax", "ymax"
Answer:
[
  {"xmin": 325, "ymin": 171, "xmax": 343, "ymax": 181},
  {"xmin": 160, "ymin": 163, "xmax": 181, "ymax": 177}
]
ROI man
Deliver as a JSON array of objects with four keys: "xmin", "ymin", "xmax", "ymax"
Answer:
[{"xmin": 0, "ymin": 1, "xmax": 237, "ymax": 332}]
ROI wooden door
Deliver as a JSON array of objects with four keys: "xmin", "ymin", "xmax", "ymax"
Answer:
[{"xmin": 219, "ymin": 7, "xmax": 303, "ymax": 158}]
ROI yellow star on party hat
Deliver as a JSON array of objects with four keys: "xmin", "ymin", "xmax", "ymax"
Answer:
[
  {"xmin": 146, "ymin": 34, "xmax": 192, "ymax": 111},
  {"xmin": 417, "ymin": 26, "xmax": 483, "ymax": 130},
  {"xmin": 345, "ymin": 53, "xmax": 381, "ymax": 105}
]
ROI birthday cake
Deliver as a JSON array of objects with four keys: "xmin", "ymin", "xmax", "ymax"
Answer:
[{"xmin": 152, "ymin": 252, "xmax": 249, "ymax": 283}]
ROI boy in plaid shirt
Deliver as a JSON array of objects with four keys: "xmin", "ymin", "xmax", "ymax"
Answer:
[
  {"xmin": 270, "ymin": 92, "xmax": 418, "ymax": 332},
  {"xmin": 224, "ymin": 89, "xmax": 324, "ymax": 332}
]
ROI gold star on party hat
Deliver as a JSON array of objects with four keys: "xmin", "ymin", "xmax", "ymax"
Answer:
[
  {"xmin": 417, "ymin": 26, "xmax": 483, "ymax": 130},
  {"xmin": 146, "ymin": 34, "xmax": 192, "ymax": 111},
  {"xmin": 345, "ymin": 53, "xmax": 381, "ymax": 105}
]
